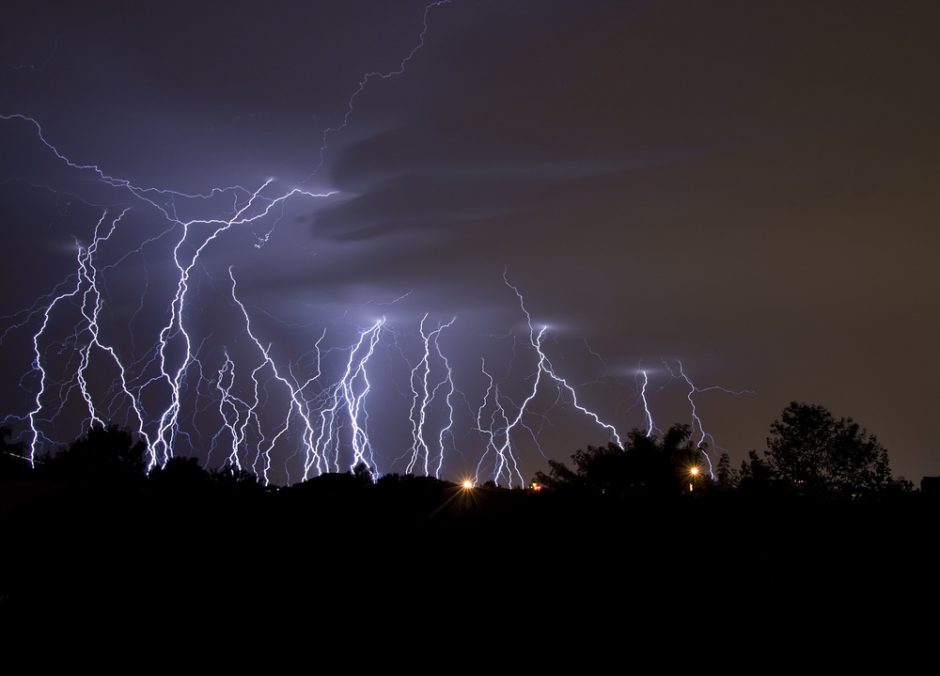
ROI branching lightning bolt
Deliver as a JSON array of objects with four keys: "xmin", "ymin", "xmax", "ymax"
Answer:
[
  {"xmin": 471, "ymin": 273, "xmax": 623, "ymax": 487},
  {"xmin": 405, "ymin": 314, "xmax": 457, "ymax": 478},
  {"xmin": 662, "ymin": 358, "xmax": 756, "ymax": 478}
]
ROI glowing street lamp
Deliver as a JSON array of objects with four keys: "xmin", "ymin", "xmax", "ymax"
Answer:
[
  {"xmin": 688, "ymin": 466, "xmax": 700, "ymax": 493},
  {"xmin": 430, "ymin": 478, "xmax": 475, "ymax": 518}
]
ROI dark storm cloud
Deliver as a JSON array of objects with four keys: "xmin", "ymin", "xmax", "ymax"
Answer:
[
  {"xmin": 314, "ymin": 170, "xmax": 612, "ymax": 242},
  {"xmin": 1, "ymin": 1, "xmax": 938, "ymax": 480}
]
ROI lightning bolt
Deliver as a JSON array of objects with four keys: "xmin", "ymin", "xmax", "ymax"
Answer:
[
  {"xmin": 473, "ymin": 358, "xmax": 522, "ymax": 487},
  {"xmin": 639, "ymin": 369, "xmax": 656, "ymax": 436},
  {"xmin": 471, "ymin": 273, "xmax": 623, "ymax": 487},
  {"xmin": 663, "ymin": 358, "xmax": 756, "ymax": 478},
  {"xmin": 341, "ymin": 317, "xmax": 385, "ymax": 474},
  {"xmin": 229, "ymin": 267, "xmax": 331, "ymax": 485},
  {"xmin": 405, "ymin": 314, "xmax": 456, "ymax": 478},
  {"xmin": 24, "ymin": 208, "xmax": 153, "ymax": 466},
  {"xmin": 309, "ymin": 0, "xmax": 453, "ymax": 179},
  {"xmin": 212, "ymin": 350, "xmax": 246, "ymax": 471}
]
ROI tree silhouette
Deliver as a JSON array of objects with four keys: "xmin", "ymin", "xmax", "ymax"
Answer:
[
  {"xmin": 715, "ymin": 452, "xmax": 737, "ymax": 490},
  {"xmin": 762, "ymin": 402, "xmax": 896, "ymax": 497},
  {"xmin": 39, "ymin": 425, "xmax": 147, "ymax": 483},
  {"xmin": 534, "ymin": 424, "xmax": 706, "ymax": 497},
  {"xmin": 149, "ymin": 456, "xmax": 211, "ymax": 491},
  {"xmin": 352, "ymin": 461, "xmax": 373, "ymax": 486},
  {"xmin": 739, "ymin": 449, "xmax": 775, "ymax": 492},
  {"xmin": 619, "ymin": 429, "xmax": 679, "ymax": 495},
  {"xmin": 212, "ymin": 464, "xmax": 263, "ymax": 493},
  {"xmin": 535, "ymin": 458, "xmax": 579, "ymax": 491},
  {"xmin": 0, "ymin": 426, "xmax": 29, "ymax": 480}
]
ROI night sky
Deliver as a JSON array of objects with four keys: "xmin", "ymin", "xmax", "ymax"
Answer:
[{"xmin": 1, "ymin": 1, "xmax": 937, "ymax": 484}]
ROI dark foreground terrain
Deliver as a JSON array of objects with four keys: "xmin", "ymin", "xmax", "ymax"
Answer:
[{"xmin": 3, "ymin": 476, "xmax": 937, "ymax": 627}]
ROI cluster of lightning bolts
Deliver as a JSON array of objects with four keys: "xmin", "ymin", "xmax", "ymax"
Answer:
[
  {"xmin": 404, "ymin": 313, "xmax": 456, "ymax": 479},
  {"xmin": 469, "ymin": 274, "xmax": 625, "ymax": 486},
  {"xmin": 1, "ymin": 0, "xmax": 752, "ymax": 487}
]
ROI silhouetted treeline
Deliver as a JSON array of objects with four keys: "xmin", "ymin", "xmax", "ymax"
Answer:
[
  {"xmin": 1, "ymin": 401, "xmax": 937, "ymax": 619},
  {"xmin": 0, "ymin": 401, "xmax": 922, "ymax": 501},
  {"xmin": 537, "ymin": 402, "xmax": 913, "ymax": 500}
]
